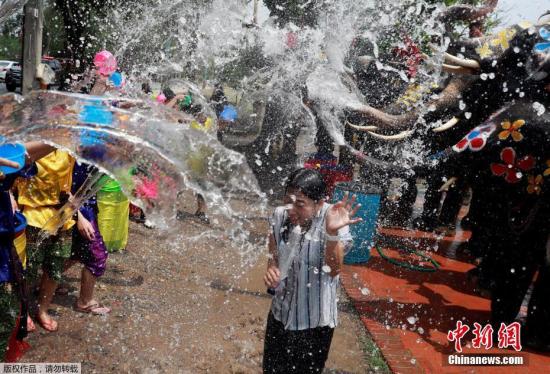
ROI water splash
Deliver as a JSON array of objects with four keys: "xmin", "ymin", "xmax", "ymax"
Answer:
[{"xmin": 1, "ymin": 91, "xmax": 267, "ymax": 259}]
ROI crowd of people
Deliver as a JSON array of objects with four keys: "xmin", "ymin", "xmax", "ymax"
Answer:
[
  {"xmin": 0, "ymin": 141, "xmax": 132, "ymax": 358},
  {"xmin": 0, "ymin": 46, "xmax": 365, "ymax": 374}
]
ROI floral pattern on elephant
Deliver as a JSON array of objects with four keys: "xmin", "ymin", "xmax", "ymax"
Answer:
[
  {"xmin": 452, "ymin": 123, "xmax": 496, "ymax": 153},
  {"xmin": 498, "ymin": 119, "xmax": 525, "ymax": 142},
  {"xmin": 490, "ymin": 147, "xmax": 535, "ymax": 184}
]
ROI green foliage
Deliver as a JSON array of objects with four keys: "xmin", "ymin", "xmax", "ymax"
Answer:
[{"xmin": 0, "ymin": 34, "xmax": 21, "ymax": 60}]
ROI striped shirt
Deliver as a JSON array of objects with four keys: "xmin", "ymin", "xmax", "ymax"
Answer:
[{"xmin": 270, "ymin": 203, "xmax": 353, "ymax": 331}]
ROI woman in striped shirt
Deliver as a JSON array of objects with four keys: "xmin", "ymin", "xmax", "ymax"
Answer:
[{"xmin": 263, "ymin": 168, "xmax": 362, "ymax": 373}]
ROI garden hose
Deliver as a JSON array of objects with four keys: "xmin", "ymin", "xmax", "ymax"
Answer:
[{"xmin": 375, "ymin": 245, "xmax": 440, "ymax": 272}]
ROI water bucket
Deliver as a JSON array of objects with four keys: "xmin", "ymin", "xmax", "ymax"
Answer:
[
  {"xmin": 79, "ymin": 104, "xmax": 114, "ymax": 151},
  {"xmin": 332, "ymin": 182, "xmax": 381, "ymax": 264},
  {"xmin": 109, "ymin": 71, "xmax": 124, "ymax": 88},
  {"xmin": 0, "ymin": 143, "xmax": 25, "ymax": 174},
  {"xmin": 97, "ymin": 186, "xmax": 129, "ymax": 252}
]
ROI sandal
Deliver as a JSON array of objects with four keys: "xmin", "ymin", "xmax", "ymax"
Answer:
[
  {"xmin": 36, "ymin": 314, "xmax": 58, "ymax": 332},
  {"xmin": 74, "ymin": 302, "xmax": 111, "ymax": 315}
]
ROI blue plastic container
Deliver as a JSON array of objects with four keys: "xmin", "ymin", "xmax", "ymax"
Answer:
[
  {"xmin": 14, "ymin": 211, "xmax": 27, "ymax": 234},
  {"xmin": 109, "ymin": 71, "xmax": 124, "ymax": 88},
  {"xmin": 79, "ymin": 104, "xmax": 114, "ymax": 147},
  {"xmin": 332, "ymin": 182, "xmax": 381, "ymax": 264},
  {"xmin": 0, "ymin": 143, "xmax": 26, "ymax": 175}
]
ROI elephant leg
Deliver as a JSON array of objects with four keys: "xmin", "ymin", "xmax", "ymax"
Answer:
[
  {"xmin": 525, "ymin": 264, "xmax": 550, "ymax": 349},
  {"xmin": 315, "ymin": 120, "xmax": 335, "ymax": 155},
  {"xmin": 490, "ymin": 238, "xmax": 540, "ymax": 329},
  {"xmin": 398, "ymin": 176, "xmax": 418, "ymax": 225},
  {"xmin": 439, "ymin": 180, "xmax": 468, "ymax": 228},
  {"xmin": 338, "ymin": 122, "xmax": 357, "ymax": 169},
  {"xmin": 417, "ymin": 172, "xmax": 444, "ymax": 230},
  {"xmin": 382, "ymin": 175, "xmax": 417, "ymax": 227}
]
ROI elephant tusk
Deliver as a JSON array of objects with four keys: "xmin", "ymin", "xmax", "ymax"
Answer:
[
  {"xmin": 444, "ymin": 53, "xmax": 480, "ymax": 69},
  {"xmin": 442, "ymin": 64, "xmax": 477, "ymax": 75},
  {"xmin": 345, "ymin": 120, "xmax": 378, "ymax": 131},
  {"xmin": 366, "ymin": 130, "xmax": 414, "ymax": 141},
  {"xmin": 433, "ymin": 117, "xmax": 459, "ymax": 132}
]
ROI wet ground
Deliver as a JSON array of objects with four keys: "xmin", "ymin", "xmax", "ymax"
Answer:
[{"xmin": 20, "ymin": 214, "xmax": 372, "ymax": 373}]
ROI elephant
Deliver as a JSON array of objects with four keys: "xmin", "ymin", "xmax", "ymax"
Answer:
[
  {"xmin": 343, "ymin": 14, "xmax": 550, "ymax": 350},
  {"xmin": 445, "ymin": 102, "xmax": 550, "ymax": 351},
  {"xmin": 340, "ymin": 12, "xmax": 550, "ymax": 226}
]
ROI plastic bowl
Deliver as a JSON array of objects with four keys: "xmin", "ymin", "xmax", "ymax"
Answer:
[{"xmin": 0, "ymin": 143, "xmax": 25, "ymax": 175}]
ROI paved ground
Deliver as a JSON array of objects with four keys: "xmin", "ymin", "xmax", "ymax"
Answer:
[
  {"xmin": 341, "ymin": 227, "xmax": 550, "ymax": 374},
  {"xmin": 20, "ymin": 217, "xmax": 373, "ymax": 373}
]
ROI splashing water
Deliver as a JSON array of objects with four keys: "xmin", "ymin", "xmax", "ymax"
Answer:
[
  {"xmin": 1, "ymin": 91, "xmax": 267, "ymax": 259},
  {"xmin": 0, "ymin": 0, "xmax": 517, "ymax": 370}
]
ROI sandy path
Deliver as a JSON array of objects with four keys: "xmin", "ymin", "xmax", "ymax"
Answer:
[{"xmin": 20, "ymin": 217, "xmax": 371, "ymax": 373}]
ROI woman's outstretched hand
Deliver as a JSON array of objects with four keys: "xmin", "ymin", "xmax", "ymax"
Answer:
[{"xmin": 325, "ymin": 192, "xmax": 362, "ymax": 234}]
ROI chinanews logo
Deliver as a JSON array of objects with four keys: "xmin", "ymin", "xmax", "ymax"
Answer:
[{"xmin": 444, "ymin": 321, "xmax": 528, "ymax": 366}]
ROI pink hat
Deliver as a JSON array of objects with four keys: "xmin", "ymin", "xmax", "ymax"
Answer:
[{"xmin": 93, "ymin": 50, "xmax": 117, "ymax": 77}]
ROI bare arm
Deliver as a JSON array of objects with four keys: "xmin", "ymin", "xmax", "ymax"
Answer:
[
  {"xmin": 324, "ymin": 193, "xmax": 362, "ymax": 278},
  {"xmin": 325, "ymin": 236, "xmax": 346, "ymax": 278},
  {"xmin": 24, "ymin": 141, "xmax": 55, "ymax": 162},
  {"xmin": 263, "ymin": 233, "xmax": 281, "ymax": 288}
]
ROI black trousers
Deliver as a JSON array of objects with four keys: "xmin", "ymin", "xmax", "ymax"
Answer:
[{"xmin": 263, "ymin": 312, "xmax": 334, "ymax": 374}]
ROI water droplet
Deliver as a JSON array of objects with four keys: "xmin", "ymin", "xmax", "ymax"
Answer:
[
  {"xmin": 411, "ymin": 358, "xmax": 416, "ymax": 365},
  {"xmin": 417, "ymin": 327, "xmax": 425, "ymax": 334},
  {"xmin": 488, "ymin": 73, "xmax": 495, "ymax": 79},
  {"xmin": 480, "ymin": 73, "xmax": 488, "ymax": 80},
  {"xmin": 322, "ymin": 265, "xmax": 331, "ymax": 273},
  {"xmin": 533, "ymin": 102, "xmax": 546, "ymax": 116},
  {"xmin": 459, "ymin": 100, "xmax": 466, "ymax": 110},
  {"xmin": 255, "ymin": 159, "xmax": 262, "ymax": 166},
  {"xmin": 360, "ymin": 288, "xmax": 370, "ymax": 296},
  {"xmin": 464, "ymin": 112, "xmax": 472, "ymax": 119},
  {"xmin": 407, "ymin": 316, "xmax": 417, "ymax": 324},
  {"xmin": 513, "ymin": 47, "xmax": 520, "ymax": 53},
  {"xmin": 510, "ymin": 268, "xmax": 515, "ymax": 273}
]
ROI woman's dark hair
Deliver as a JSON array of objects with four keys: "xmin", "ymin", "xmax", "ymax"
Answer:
[{"xmin": 285, "ymin": 168, "xmax": 326, "ymax": 202}]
